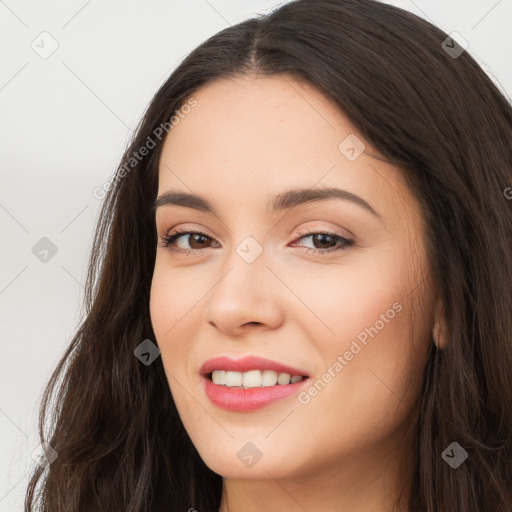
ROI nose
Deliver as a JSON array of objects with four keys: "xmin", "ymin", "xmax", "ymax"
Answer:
[{"xmin": 202, "ymin": 251, "xmax": 285, "ymax": 337}]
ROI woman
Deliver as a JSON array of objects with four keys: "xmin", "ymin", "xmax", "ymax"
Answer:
[{"xmin": 25, "ymin": 0, "xmax": 512, "ymax": 511}]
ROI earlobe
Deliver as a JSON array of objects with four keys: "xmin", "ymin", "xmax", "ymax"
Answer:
[{"xmin": 432, "ymin": 299, "xmax": 448, "ymax": 350}]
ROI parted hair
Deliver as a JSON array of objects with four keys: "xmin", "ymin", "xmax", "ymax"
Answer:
[{"xmin": 25, "ymin": 1, "xmax": 512, "ymax": 510}]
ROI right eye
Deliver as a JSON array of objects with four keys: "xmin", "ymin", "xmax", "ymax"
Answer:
[{"xmin": 158, "ymin": 228, "xmax": 220, "ymax": 255}]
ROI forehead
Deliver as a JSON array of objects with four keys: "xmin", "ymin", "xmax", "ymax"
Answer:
[
  {"xmin": 157, "ymin": 74, "xmax": 418, "ymax": 229},
  {"xmin": 161, "ymin": 74, "xmax": 353, "ymax": 176}
]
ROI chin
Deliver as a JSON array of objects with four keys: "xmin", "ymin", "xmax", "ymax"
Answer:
[{"xmin": 195, "ymin": 441, "xmax": 302, "ymax": 480}]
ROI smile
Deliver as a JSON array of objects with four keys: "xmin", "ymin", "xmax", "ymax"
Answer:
[
  {"xmin": 209, "ymin": 369, "xmax": 305, "ymax": 387},
  {"xmin": 199, "ymin": 355, "xmax": 311, "ymax": 411}
]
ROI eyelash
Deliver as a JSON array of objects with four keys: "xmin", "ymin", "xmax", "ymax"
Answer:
[{"xmin": 157, "ymin": 226, "xmax": 354, "ymax": 257}]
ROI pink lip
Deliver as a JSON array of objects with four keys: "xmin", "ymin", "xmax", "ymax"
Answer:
[
  {"xmin": 199, "ymin": 356, "xmax": 310, "ymax": 412},
  {"xmin": 199, "ymin": 355, "xmax": 309, "ymax": 377},
  {"xmin": 202, "ymin": 376, "xmax": 310, "ymax": 411}
]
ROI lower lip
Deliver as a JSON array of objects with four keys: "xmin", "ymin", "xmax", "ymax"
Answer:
[{"xmin": 202, "ymin": 375, "xmax": 310, "ymax": 412}]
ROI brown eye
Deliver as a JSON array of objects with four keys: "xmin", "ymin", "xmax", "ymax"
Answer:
[
  {"xmin": 181, "ymin": 233, "xmax": 211, "ymax": 249},
  {"xmin": 158, "ymin": 229, "xmax": 219, "ymax": 254},
  {"xmin": 309, "ymin": 233, "xmax": 338, "ymax": 249},
  {"xmin": 158, "ymin": 227, "xmax": 353, "ymax": 256},
  {"xmin": 292, "ymin": 228, "xmax": 354, "ymax": 255}
]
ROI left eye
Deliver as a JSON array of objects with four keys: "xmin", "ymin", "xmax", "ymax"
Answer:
[
  {"xmin": 158, "ymin": 228, "xmax": 354, "ymax": 255},
  {"xmin": 292, "ymin": 231, "xmax": 353, "ymax": 253}
]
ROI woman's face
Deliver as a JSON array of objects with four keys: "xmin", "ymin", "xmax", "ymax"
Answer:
[{"xmin": 150, "ymin": 74, "xmax": 437, "ymax": 481}]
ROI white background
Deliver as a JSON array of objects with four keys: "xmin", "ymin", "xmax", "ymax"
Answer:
[{"xmin": 1, "ymin": 1, "xmax": 511, "ymax": 510}]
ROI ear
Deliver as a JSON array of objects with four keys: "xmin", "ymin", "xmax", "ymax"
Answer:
[{"xmin": 432, "ymin": 298, "xmax": 448, "ymax": 350}]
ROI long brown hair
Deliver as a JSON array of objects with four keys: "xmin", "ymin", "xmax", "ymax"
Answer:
[{"xmin": 24, "ymin": 1, "xmax": 512, "ymax": 510}]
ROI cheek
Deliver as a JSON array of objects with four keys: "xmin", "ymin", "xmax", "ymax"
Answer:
[
  {"xmin": 149, "ymin": 262, "xmax": 196, "ymax": 373},
  {"xmin": 149, "ymin": 257, "xmax": 204, "ymax": 338},
  {"xmin": 291, "ymin": 252, "xmax": 431, "ymax": 440},
  {"xmin": 285, "ymin": 246, "xmax": 409, "ymax": 347},
  {"xmin": 149, "ymin": 265, "xmax": 203, "ymax": 425},
  {"xmin": 308, "ymin": 302, "xmax": 428, "ymax": 454}
]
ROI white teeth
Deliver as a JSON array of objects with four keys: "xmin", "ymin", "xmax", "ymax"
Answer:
[
  {"xmin": 277, "ymin": 372, "xmax": 291, "ymax": 385},
  {"xmin": 225, "ymin": 371, "xmax": 242, "ymax": 387},
  {"xmin": 242, "ymin": 370, "xmax": 262, "ymax": 387},
  {"xmin": 211, "ymin": 370, "xmax": 226, "ymax": 385},
  {"xmin": 210, "ymin": 370, "xmax": 304, "ymax": 388},
  {"xmin": 261, "ymin": 370, "xmax": 278, "ymax": 387}
]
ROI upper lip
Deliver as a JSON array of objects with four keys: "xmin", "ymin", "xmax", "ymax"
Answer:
[{"xmin": 200, "ymin": 356, "xmax": 309, "ymax": 377}]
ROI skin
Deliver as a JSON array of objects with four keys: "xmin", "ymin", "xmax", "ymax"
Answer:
[{"xmin": 150, "ymin": 74, "xmax": 446, "ymax": 512}]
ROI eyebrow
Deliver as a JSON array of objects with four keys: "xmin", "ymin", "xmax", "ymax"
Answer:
[{"xmin": 154, "ymin": 186, "xmax": 381, "ymax": 219}]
